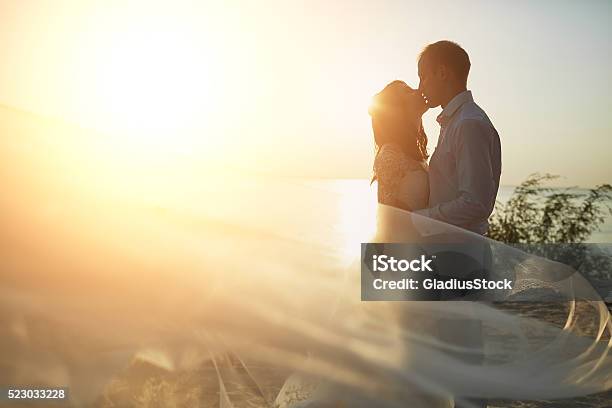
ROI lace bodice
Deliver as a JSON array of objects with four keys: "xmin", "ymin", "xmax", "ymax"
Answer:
[{"xmin": 374, "ymin": 143, "xmax": 429, "ymax": 211}]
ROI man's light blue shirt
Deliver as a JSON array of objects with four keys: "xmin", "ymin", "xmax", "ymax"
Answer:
[{"xmin": 415, "ymin": 90, "xmax": 501, "ymax": 235}]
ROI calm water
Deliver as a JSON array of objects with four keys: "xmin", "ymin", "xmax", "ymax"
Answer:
[{"xmin": 304, "ymin": 179, "xmax": 612, "ymax": 244}]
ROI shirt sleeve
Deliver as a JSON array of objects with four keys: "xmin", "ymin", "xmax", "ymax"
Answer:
[{"xmin": 414, "ymin": 119, "xmax": 498, "ymax": 229}]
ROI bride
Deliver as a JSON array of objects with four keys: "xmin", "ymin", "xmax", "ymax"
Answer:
[{"xmin": 369, "ymin": 79, "xmax": 429, "ymax": 213}]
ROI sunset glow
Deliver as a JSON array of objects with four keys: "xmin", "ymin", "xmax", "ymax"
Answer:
[{"xmin": 0, "ymin": 0, "xmax": 610, "ymax": 185}]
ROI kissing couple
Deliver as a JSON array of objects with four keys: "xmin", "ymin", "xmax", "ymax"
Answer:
[{"xmin": 370, "ymin": 40, "xmax": 501, "ymax": 239}]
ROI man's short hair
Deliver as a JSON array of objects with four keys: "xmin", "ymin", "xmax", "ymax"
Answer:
[{"xmin": 419, "ymin": 40, "xmax": 470, "ymax": 85}]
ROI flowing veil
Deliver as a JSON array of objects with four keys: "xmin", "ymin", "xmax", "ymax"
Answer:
[{"xmin": 0, "ymin": 111, "xmax": 611, "ymax": 407}]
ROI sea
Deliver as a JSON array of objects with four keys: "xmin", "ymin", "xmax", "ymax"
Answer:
[{"xmin": 303, "ymin": 179, "xmax": 612, "ymax": 244}]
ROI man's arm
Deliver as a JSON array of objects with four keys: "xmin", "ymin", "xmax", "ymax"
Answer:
[{"xmin": 415, "ymin": 119, "xmax": 498, "ymax": 228}]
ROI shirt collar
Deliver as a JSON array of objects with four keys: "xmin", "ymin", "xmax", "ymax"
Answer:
[{"xmin": 436, "ymin": 90, "xmax": 473, "ymax": 126}]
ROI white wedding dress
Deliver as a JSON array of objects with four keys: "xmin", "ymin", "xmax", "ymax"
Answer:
[{"xmin": 1, "ymin": 115, "xmax": 611, "ymax": 407}]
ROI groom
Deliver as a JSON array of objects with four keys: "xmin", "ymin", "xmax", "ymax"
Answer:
[
  {"xmin": 413, "ymin": 41, "xmax": 501, "ymax": 408},
  {"xmin": 414, "ymin": 40, "xmax": 501, "ymax": 234}
]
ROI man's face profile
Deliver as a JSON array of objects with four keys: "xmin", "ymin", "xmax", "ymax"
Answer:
[{"xmin": 417, "ymin": 57, "xmax": 442, "ymax": 109}]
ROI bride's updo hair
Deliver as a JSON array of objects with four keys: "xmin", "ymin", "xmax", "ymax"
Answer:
[{"xmin": 369, "ymin": 80, "xmax": 428, "ymax": 162}]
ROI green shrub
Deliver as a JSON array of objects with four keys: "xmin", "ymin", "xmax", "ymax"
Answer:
[
  {"xmin": 488, "ymin": 174, "xmax": 612, "ymax": 280},
  {"xmin": 488, "ymin": 173, "xmax": 612, "ymax": 244}
]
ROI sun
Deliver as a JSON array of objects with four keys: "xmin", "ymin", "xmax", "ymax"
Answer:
[
  {"xmin": 59, "ymin": 9, "xmax": 260, "ymax": 199},
  {"xmin": 98, "ymin": 29, "xmax": 219, "ymax": 133},
  {"xmin": 72, "ymin": 20, "xmax": 229, "ymax": 159}
]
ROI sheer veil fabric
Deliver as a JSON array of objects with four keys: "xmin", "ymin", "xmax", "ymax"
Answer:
[{"xmin": 1, "ymin": 125, "xmax": 610, "ymax": 406}]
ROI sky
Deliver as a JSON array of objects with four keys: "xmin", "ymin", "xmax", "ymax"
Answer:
[{"xmin": 0, "ymin": 0, "xmax": 610, "ymax": 186}]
